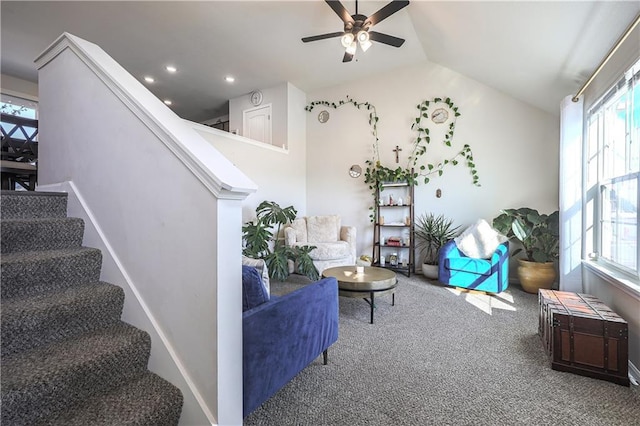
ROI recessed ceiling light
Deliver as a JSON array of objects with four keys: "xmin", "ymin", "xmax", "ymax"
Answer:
[
  {"xmin": 225, "ymin": 76, "xmax": 235, "ymax": 83},
  {"xmin": 144, "ymin": 76, "xmax": 155, "ymax": 83},
  {"xmin": 165, "ymin": 65, "xmax": 177, "ymax": 73},
  {"xmin": 163, "ymin": 99, "xmax": 172, "ymax": 105}
]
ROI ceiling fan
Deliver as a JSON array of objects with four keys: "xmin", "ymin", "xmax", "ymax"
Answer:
[{"xmin": 302, "ymin": 0, "xmax": 410, "ymax": 63}]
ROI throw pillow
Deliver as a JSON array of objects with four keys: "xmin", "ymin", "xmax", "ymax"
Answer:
[
  {"xmin": 454, "ymin": 219, "xmax": 508, "ymax": 259},
  {"xmin": 242, "ymin": 265, "xmax": 269, "ymax": 312},
  {"xmin": 306, "ymin": 215, "xmax": 340, "ymax": 242},
  {"xmin": 242, "ymin": 255, "xmax": 270, "ymax": 295},
  {"xmin": 289, "ymin": 218, "xmax": 308, "ymax": 244}
]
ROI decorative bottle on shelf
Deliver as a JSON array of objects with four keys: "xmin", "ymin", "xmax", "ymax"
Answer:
[
  {"xmin": 380, "ymin": 256, "xmax": 386, "ymax": 266},
  {"xmin": 402, "ymin": 229, "xmax": 410, "ymax": 246},
  {"xmin": 398, "ymin": 197, "xmax": 403, "ymax": 206}
]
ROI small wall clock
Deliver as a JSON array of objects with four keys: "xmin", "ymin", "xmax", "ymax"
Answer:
[
  {"xmin": 431, "ymin": 108, "xmax": 449, "ymax": 124},
  {"xmin": 348, "ymin": 164, "xmax": 362, "ymax": 178},
  {"xmin": 318, "ymin": 110, "xmax": 330, "ymax": 123},
  {"xmin": 250, "ymin": 90, "xmax": 263, "ymax": 106}
]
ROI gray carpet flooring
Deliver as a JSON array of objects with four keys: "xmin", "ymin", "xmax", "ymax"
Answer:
[
  {"xmin": 1, "ymin": 190, "xmax": 183, "ymax": 425},
  {"xmin": 244, "ymin": 274, "xmax": 640, "ymax": 426}
]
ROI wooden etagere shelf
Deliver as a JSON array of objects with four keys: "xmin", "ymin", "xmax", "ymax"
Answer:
[{"xmin": 372, "ymin": 176, "xmax": 415, "ymax": 277}]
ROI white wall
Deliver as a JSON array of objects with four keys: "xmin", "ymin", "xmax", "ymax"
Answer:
[
  {"xmin": 193, "ymin": 83, "xmax": 307, "ymax": 221},
  {"xmin": 1, "ymin": 73, "xmax": 38, "ymax": 99},
  {"xmin": 229, "ymin": 83, "xmax": 288, "ymax": 148},
  {"xmin": 583, "ymin": 265, "xmax": 640, "ymax": 382},
  {"xmin": 306, "ymin": 60, "xmax": 559, "ymax": 262},
  {"xmin": 36, "ymin": 33, "xmax": 255, "ymax": 425}
]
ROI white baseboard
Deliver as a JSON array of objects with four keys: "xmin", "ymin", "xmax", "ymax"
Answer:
[{"xmin": 36, "ymin": 182, "xmax": 213, "ymax": 425}]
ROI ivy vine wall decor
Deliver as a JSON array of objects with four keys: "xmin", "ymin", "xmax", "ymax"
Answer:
[{"xmin": 305, "ymin": 96, "xmax": 481, "ymax": 220}]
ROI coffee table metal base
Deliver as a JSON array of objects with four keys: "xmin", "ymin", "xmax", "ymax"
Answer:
[
  {"xmin": 323, "ymin": 266, "xmax": 397, "ymax": 324},
  {"xmin": 339, "ymin": 288, "xmax": 396, "ymax": 324}
]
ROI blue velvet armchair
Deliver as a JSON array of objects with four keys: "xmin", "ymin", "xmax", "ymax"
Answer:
[
  {"xmin": 242, "ymin": 276, "xmax": 339, "ymax": 417},
  {"xmin": 438, "ymin": 240, "xmax": 509, "ymax": 293}
]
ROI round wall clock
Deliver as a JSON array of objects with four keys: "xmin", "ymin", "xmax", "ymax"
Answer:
[
  {"xmin": 250, "ymin": 90, "xmax": 263, "ymax": 106},
  {"xmin": 431, "ymin": 108, "xmax": 449, "ymax": 124},
  {"xmin": 318, "ymin": 110, "xmax": 330, "ymax": 123},
  {"xmin": 348, "ymin": 164, "xmax": 362, "ymax": 178}
]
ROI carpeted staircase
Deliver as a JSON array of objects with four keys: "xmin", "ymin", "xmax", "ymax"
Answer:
[{"xmin": 1, "ymin": 190, "xmax": 184, "ymax": 425}]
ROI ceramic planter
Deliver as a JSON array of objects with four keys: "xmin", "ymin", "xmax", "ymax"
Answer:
[
  {"xmin": 517, "ymin": 259, "xmax": 556, "ymax": 294},
  {"xmin": 422, "ymin": 263, "xmax": 439, "ymax": 279}
]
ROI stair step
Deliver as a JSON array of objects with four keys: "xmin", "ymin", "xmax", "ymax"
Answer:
[
  {"xmin": 1, "ymin": 322, "xmax": 151, "ymax": 425},
  {"xmin": 1, "ymin": 247, "xmax": 102, "ymax": 299},
  {"xmin": 0, "ymin": 190, "xmax": 68, "ymax": 219},
  {"xmin": 1, "ymin": 217, "xmax": 84, "ymax": 254},
  {"xmin": 1, "ymin": 282, "xmax": 125, "ymax": 357},
  {"xmin": 46, "ymin": 371, "xmax": 184, "ymax": 426}
]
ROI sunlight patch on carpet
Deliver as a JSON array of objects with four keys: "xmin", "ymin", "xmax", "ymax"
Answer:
[{"xmin": 444, "ymin": 287, "xmax": 516, "ymax": 315}]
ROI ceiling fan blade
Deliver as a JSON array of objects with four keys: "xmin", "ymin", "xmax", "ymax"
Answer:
[
  {"xmin": 369, "ymin": 31, "xmax": 405, "ymax": 48},
  {"xmin": 325, "ymin": 0, "xmax": 354, "ymax": 24},
  {"xmin": 342, "ymin": 51, "xmax": 354, "ymax": 62},
  {"xmin": 366, "ymin": 0, "xmax": 410, "ymax": 26},
  {"xmin": 302, "ymin": 31, "xmax": 345, "ymax": 43}
]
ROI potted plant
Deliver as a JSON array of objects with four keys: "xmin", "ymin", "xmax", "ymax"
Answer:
[
  {"xmin": 242, "ymin": 201, "xmax": 319, "ymax": 281},
  {"xmin": 415, "ymin": 213, "xmax": 460, "ymax": 279},
  {"xmin": 492, "ymin": 208, "xmax": 559, "ymax": 293}
]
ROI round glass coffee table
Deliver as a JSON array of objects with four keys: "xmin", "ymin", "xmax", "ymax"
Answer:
[{"xmin": 322, "ymin": 266, "xmax": 397, "ymax": 324}]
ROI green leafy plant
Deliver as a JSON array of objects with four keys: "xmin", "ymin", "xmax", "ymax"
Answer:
[
  {"xmin": 242, "ymin": 201, "xmax": 319, "ymax": 281},
  {"xmin": 408, "ymin": 97, "xmax": 479, "ymax": 186},
  {"xmin": 492, "ymin": 208, "xmax": 559, "ymax": 263},
  {"xmin": 291, "ymin": 245, "xmax": 320, "ymax": 281},
  {"xmin": 0, "ymin": 104, "xmax": 28, "ymax": 115},
  {"xmin": 414, "ymin": 213, "xmax": 460, "ymax": 265},
  {"xmin": 306, "ymin": 96, "xmax": 481, "ymax": 222}
]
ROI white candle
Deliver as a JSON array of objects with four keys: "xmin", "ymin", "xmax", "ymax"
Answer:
[{"xmin": 356, "ymin": 266, "xmax": 364, "ymax": 274}]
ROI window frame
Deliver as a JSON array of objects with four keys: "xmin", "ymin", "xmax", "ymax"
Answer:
[{"xmin": 585, "ymin": 58, "xmax": 640, "ymax": 282}]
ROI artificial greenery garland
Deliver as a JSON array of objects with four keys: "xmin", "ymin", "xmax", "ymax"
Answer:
[{"xmin": 306, "ymin": 96, "xmax": 480, "ymax": 221}]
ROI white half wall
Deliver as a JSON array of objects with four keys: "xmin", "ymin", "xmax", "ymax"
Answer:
[
  {"xmin": 37, "ymin": 181, "xmax": 210, "ymax": 426},
  {"xmin": 306, "ymin": 61, "xmax": 560, "ymax": 264},
  {"xmin": 193, "ymin": 83, "xmax": 307, "ymax": 221},
  {"xmin": 36, "ymin": 33, "xmax": 255, "ymax": 425},
  {"xmin": 229, "ymin": 82, "xmax": 288, "ymax": 148}
]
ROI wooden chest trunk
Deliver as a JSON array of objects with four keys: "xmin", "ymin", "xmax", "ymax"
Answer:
[{"xmin": 538, "ymin": 289, "xmax": 629, "ymax": 386}]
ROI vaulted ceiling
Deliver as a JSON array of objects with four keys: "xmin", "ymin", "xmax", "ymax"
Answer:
[{"xmin": 2, "ymin": 1, "xmax": 638, "ymax": 121}]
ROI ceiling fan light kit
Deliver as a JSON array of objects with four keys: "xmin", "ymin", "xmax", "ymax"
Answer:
[
  {"xmin": 346, "ymin": 41, "xmax": 357, "ymax": 55},
  {"xmin": 302, "ymin": 0, "xmax": 410, "ymax": 62},
  {"xmin": 341, "ymin": 32, "xmax": 355, "ymax": 48},
  {"xmin": 357, "ymin": 30, "xmax": 369, "ymax": 43}
]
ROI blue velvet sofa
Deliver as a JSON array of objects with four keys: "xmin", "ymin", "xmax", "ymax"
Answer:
[
  {"xmin": 438, "ymin": 240, "xmax": 509, "ymax": 293},
  {"xmin": 242, "ymin": 272, "xmax": 339, "ymax": 418}
]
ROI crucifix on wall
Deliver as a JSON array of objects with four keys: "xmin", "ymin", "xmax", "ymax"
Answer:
[{"xmin": 393, "ymin": 145, "xmax": 402, "ymax": 163}]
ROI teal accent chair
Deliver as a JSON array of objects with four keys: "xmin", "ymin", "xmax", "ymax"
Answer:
[{"xmin": 438, "ymin": 240, "xmax": 509, "ymax": 293}]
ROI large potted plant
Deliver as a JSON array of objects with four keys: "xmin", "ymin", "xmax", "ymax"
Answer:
[
  {"xmin": 242, "ymin": 201, "xmax": 319, "ymax": 281},
  {"xmin": 415, "ymin": 213, "xmax": 460, "ymax": 279},
  {"xmin": 492, "ymin": 208, "xmax": 559, "ymax": 293}
]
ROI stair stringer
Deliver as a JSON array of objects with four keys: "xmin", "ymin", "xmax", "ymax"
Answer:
[{"xmin": 38, "ymin": 181, "xmax": 210, "ymax": 426}]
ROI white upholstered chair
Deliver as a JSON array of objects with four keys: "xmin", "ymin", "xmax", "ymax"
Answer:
[{"xmin": 284, "ymin": 215, "xmax": 356, "ymax": 274}]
